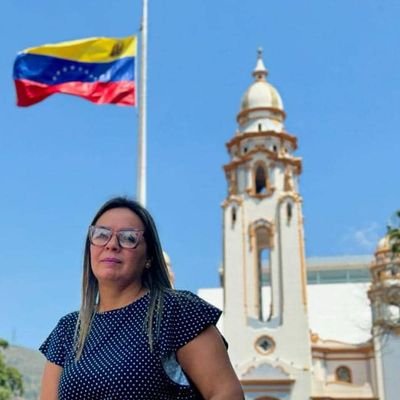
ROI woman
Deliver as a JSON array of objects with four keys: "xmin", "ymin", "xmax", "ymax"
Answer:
[{"xmin": 40, "ymin": 197, "xmax": 244, "ymax": 400}]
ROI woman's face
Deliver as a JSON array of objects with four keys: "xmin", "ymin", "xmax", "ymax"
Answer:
[{"xmin": 90, "ymin": 207, "xmax": 148, "ymax": 286}]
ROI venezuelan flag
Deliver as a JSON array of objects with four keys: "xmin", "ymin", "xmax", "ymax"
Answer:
[{"xmin": 13, "ymin": 36, "xmax": 137, "ymax": 107}]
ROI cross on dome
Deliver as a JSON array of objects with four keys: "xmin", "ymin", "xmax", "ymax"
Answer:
[{"xmin": 252, "ymin": 47, "xmax": 268, "ymax": 80}]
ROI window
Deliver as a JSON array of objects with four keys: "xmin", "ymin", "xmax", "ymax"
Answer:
[
  {"xmin": 231, "ymin": 207, "xmax": 237, "ymax": 225},
  {"xmin": 255, "ymin": 335, "xmax": 275, "ymax": 355},
  {"xmin": 319, "ymin": 270, "xmax": 348, "ymax": 283},
  {"xmin": 388, "ymin": 303, "xmax": 400, "ymax": 325},
  {"xmin": 307, "ymin": 269, "xmax": 370, "ymax": 284},
  {"xmin": 286, "ymin": 203, "xmax": 292, "ymax": 223},
  {"xmin": 307, "ymin": 271, "xmax": 318, "ymax": 284},
  {"xmin": 388, "ymin": 263, "xmax": 400, "ymax": 276},
  {"xmin": 336, "ymin": 366, "xmax": 352, "ymax": 383},
  {"xmin": 348, "ymin": 269, "xmax": 370, "ymax": 282},
  {"xmin": 260, "ymin": 248, "xmax": 271, "ymax": 285},
  {"xmin": 255, "ymin": 165, "xmax": 267, "ymax": 194},
  {"xmin": 254, "ymin": 225, "xmax": 273, "ymax": 321}
]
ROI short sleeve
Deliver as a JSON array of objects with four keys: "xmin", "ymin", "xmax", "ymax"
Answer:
[
  {"xmin": 39, "ymin": 313, "xmax": 76, "ymax": 367},
  {"xmin": 160, "ymin": 290, "xmax": 222, "ymax": 355}
]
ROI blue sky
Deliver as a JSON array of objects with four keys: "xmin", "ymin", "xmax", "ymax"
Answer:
[{"xmin": 1, "ymin": 0, "xmax": 399, "ymax": 349}]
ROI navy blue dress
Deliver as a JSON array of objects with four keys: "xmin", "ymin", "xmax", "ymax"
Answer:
[{"xmin": 39, "ymin": 290, "xmax": 222, "ymax": 399}]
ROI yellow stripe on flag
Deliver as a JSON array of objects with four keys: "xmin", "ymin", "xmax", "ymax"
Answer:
[{"xmin": 23, "ymin": 36, "xmax": 137, "ymax": 63}]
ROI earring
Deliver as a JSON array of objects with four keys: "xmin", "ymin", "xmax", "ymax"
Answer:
[{"xmin": 145, "ymin": 260, "xmax": 151, "ymax": 269}]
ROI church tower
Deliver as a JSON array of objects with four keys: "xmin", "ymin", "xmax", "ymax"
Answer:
[
  {"xmin": 222, "ymin": 50, "xmax": 312, "ymax": 399},
  {"xmin": 368, "ymin": 235, "xmax": 400, "ymax": 400}
]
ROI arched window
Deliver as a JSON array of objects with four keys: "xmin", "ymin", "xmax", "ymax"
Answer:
[
  {"xmin": 388, "ymin": 303, "xmax": 400, "ymax": 325},
  {"xmin": 254, "ymin": 224, "xmax": 273, "ymax": 322},
  {"xmin": 286, "ymin": 202, "xmax": 293, "ymax": 224},
  {"xmin": 260, "ymin": 248, "xmax": 271, "ymax": 284},
  {"xmin": 255, "ymin": 165, "xmax": 267, "ymax": 194},
  {"xmin": 231, "ymin": 207, "xmax": 237, "ymax": 225},
  {"xmin": 335, "ymin": 366, "xmax": 352, "ymax": 383},
  {"xmin": 259, "ymin": 248, "xmax": 272, "ymax": 321},
  {"xmin": 388, "ymin": 263, "xmax": 400, "ymax": 277}
]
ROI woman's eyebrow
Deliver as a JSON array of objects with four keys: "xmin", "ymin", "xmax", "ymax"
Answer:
[{"xmin": 96, "ymin": 225, "xmax": 143, "ymax": 231}]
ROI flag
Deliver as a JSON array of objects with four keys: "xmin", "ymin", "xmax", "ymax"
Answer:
[{"xmin": 13, "ymin": 36, "xmax": 137, "ymax": 107}]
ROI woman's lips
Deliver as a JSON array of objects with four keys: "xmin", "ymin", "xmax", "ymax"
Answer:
[{"xmin": 101, "ymin": 257, "xmax": 122, "ymax": 264}]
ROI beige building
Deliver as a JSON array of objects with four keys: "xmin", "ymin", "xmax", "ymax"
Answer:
[{"xmin": 198, "ymin": 51, "xmax": 400, "ymax": 400}]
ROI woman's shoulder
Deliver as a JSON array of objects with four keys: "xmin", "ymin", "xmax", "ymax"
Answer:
[
  {"xmin": 162, "ymin": 289, "xmax": 202, "ymax": 305},
  {"xmin": 39, "ymin": 311, "xmax": 78, "ymax": 359},
  {"xmin": 56, "ymin": 310, "xmax": 79, "ymax": 330},
  {"xmin": 161, "ymin": 289, "xmax": 221, "ymax": 317},
  {"xmin": 158, "ymin": 289, "xmax": 222, "ymax": 352},
  {"xmin": 60, "ymin": 310, "xmax": 79, "ymax": 321}
]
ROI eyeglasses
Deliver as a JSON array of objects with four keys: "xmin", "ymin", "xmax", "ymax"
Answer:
[{"xmin": 88, "ymin": 226, "xmax": 145, "ymax": 249}]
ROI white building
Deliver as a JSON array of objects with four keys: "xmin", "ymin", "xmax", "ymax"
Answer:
[{"xmin": 198, "ymin": 51, "xmax": 400, "ymax": 400}]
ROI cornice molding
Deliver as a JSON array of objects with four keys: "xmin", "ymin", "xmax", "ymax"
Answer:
[
  {"xmin": 236, "ymin": 106, "xmax": 286, "ymax": 124},
  {"xmin": 226, "ymin": 130, "xmax": 298, "ymax": 150},
  {"xmin": 223, "ymin": 153, "xmax": 302, "ymax": 175}
]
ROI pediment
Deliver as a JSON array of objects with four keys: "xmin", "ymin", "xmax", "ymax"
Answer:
[{"xmin": 241, "ymin": 362, "xmax": 290, "ymax": 380}]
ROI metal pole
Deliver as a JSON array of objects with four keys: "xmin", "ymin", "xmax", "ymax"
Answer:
[{"xmin": 137, "ymin": 0, "xmax": 148, "ymax": 206}]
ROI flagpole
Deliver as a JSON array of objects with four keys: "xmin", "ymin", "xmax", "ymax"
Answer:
[{"xmin": 137, "ymin": 0, "xmax": 148, "ymax": 206}]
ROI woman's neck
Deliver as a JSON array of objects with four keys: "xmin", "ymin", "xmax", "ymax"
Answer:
[{"xmin": 97, "ymin": 281, "xmax": 146, "ymax": 312}]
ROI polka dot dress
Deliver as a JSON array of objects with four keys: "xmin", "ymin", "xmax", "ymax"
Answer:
[{"xmin": 40, "ymin": 290, "xmax": 222, "ymax": 399}]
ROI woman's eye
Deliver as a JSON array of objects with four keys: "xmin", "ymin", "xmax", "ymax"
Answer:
[
  {"xmin": 124, "ymin": 233, "xmax": 138, "ymax": 244},
  {"xmin": 94, "ymin": 229, "xmax": 110, "ymax": 240}
]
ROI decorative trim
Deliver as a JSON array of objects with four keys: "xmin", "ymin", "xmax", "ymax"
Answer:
[
  {"xmin": 284, "ymin": 166, "xmax": 295, "ymax": 192},
  {"xmin": 311, "ymin": 345, "xmax": 373, "ymax": 354},
  {"xmin": 241, "ymin": 205, "xmax": 248, "ymax": 317},
  {"xmin": 278, "ymin": 193, "xmax": 302, "ymax": 204},
  {"xmin": 251, "ymin": 397, "xmax": 280, "ymax": 400},
  {"xmin": 227, "ymin": 169, "xmax": 238, "ymax": 195},
  {"xmin": 246, "ymin": 188, "xmax": 276, "ymax": 199},
  {"xmin": 221, "ymin": 196, "xmax": 243, "ymax": 209},
  {"xmin": 241, "ymin": 379, "xmax": 295, "ymax": 386},
  {"xmin": 248, "ymin": 219, "xmax": 275, "ymax": 250},
  {"xmin": 226, "ymin": 130, "xmax": 297, "ymax": 150},
  {"xmin": 310, "ymin": 332, "xmax": 320, "ymax": 343},
  {"xmin": 251, "ymin": 226, "xmax": 260, "ymax": 318},
  {"xmin": 311, "ymin": 397, "xmax": 378, "ymax": 400},
  {"xmin": 312, "ymin": 355, "xmax": 375, "ymax": 361},
  {"xmin": 297, "ymin": 202, "xmax": 308, "ymax": 307},
  {"xmin": 223, "ymin": 151, "xmax": 302, "ymax": 177},
  {"xmin": 223, "ymin": 156, "xmax": 252, "ymax": 172},
  {"xmin": 236, "ymin": 106, "xmax": 286, "ymax": 124}
]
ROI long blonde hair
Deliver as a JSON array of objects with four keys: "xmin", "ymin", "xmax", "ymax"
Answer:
[{"xmin": 74, "ymin": 197, "xmax": 173, "ymax": 360}]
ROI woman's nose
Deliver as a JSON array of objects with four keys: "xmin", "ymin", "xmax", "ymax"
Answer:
[{"xmin": 105, "ymin": 233, "xmax": 120, "ymax": 250}]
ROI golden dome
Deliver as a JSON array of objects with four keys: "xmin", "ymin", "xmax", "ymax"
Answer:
[
  {"xmin": 238, "ymin": 48, "xmax": 285, "ymax": 124},
  {"xmin": 240, "ymin": 80, "xmax": 284, "ymax": 112},
  {"xmin": 376, "ymin": 235, "xmax": 392, "ymax": 253}
]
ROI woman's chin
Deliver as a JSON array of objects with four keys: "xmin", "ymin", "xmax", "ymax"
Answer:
[{"xmin": 95, "ymin": 270, "xmax": 124, "ymax": 283}]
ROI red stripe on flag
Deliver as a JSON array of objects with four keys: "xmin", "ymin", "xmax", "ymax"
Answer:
[{"xmin": 14, "ymin": 79, "xmax": 136, "ymax": 107}]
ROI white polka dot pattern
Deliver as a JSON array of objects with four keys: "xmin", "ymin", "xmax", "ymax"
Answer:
[{"xmin": 40, "ymin": 290, "xmax": 222, "ymax": 399}]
